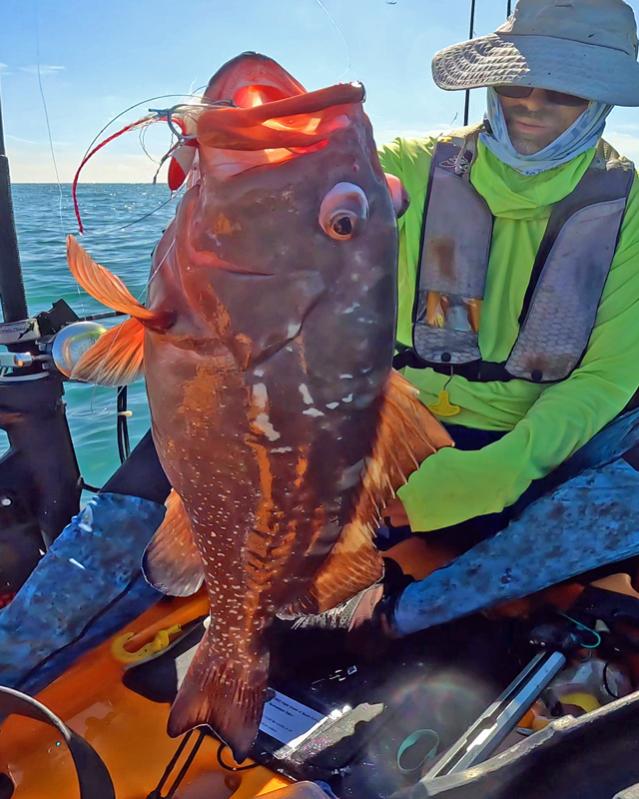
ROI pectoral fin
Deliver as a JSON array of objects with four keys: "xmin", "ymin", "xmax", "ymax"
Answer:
[
  {"xmin": 142, "ymin": 490, "xmax": 204, "ymax": 597},
  {"xmin": 284, "ymin": 518, "xmax": 384, "ymax": 616},
  {"xmin": 286, "ymin": 370, "xmax": 454, "ymax": 614}
]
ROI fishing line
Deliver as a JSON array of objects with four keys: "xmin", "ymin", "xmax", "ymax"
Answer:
[
  {"xmin": 72, "ymin": 86, "xmax": 212, "ymax": 440},
  {"xmin": 32, "ymin": 0, "xmax": 93, "ymax": 341},
  {"xmin": 83, "ymin": 193, "xmax": 177, "ymax": 238},
  {"xmin": 78, "ymin": 94, "xmax": 209, "ymax": 170},
  {"xmin": 312, "ymin": 0, "xmax": 353, "ymax": 82},
  {"xmin": 139, "ymin": 124, "xmax": 161, "ymax": 165},
  {"xmin": 73, "ymin": 96, "xmax": 191, "ymax": 423},
  {"xmin": 146, "ymin": 235, "xmax": 176, "ymax": 285},
  {"xmin": 83, "ymin": 236, "xmax": 176, "ymax": 425},
  {"xmin": 34, "ymin": 0, "xmax": 64, "ymax": 230},
  {"xmin": 82, "ymin": 202, "xmax": 174, "ymax": 460},
  {"xmin": 73, "ymin": 97, "xmax": 213, "ymax": 232}
]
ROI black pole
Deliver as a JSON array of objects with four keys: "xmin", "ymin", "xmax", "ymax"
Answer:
[
  {"xmin": 507, "ymin": 0, "xmax": 512, "ymax": 15},
  {"xmin": 0, "ymin": 92, "xmax": 28, "ymax": 323},
  {"xmin": 463, "ymin": 0, "xmax": 477, "ymax": 126},
  {"xmin": 0, "ymin": 89, "xmax": 81, "ymax": 564}
]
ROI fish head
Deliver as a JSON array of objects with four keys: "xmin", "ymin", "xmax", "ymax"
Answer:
[{"xmin": 154, "ymin": 53, "xmax": 406, "ymax": 371}]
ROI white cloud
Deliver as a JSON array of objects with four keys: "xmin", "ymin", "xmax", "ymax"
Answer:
[
  {"xmin": 19, "ymin": 65, "xmax": 65, "ymax": 76},
  {"xmin": 6, "ymin": 134, "xmax": 38, "ymax": 146}
]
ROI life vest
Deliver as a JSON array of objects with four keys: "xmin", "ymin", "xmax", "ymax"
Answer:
[{"xmin": 396, "ymin": 126, "xmax": 636, "ymax": 383}]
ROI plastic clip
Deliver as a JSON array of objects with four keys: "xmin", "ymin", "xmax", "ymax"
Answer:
[{"xmin": 111, "ymin": 623, "xmax": 183, "ymax": 664}]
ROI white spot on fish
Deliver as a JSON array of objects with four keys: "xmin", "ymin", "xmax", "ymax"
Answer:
[
  {"xmin": 271, "ymin": 446, "xmax": 293, "ymax": 453},
  {"xmin": 326, "ymin": 401, "xmax": 339, "ymax": 410},
  {"xmin": 68, "ymin": 558, "xmax": 86, "ymax": 570},
  {"xmin": 303, "ymin": 407, "xmax": 325, "ymax": 418},
  {"xmin": 287, "ymin": 322, "xmax": 301, "ymax": 339},
  {"xmin": 298, "ymin": 383, "xmax": 313, "ymax": 405},
  {"xmin": 252, "ymin": 383, "xmax": 268, "ymax": 409},
  {"xmin": 339, "ymin": 373, "xmax": 353, "ymax": 379},
  {"xmin": 343, "ymin": 301, "xmax": 360, "ymax": 314},
  {"xmin": 254, "ymin": 368, "xmax": 264, "ymax": 378},
  {"xmin": 255, "ymin": 412, "xmax": 281, "ymax": 441},
  {"xmin": 342, "ymin": 393, "xmax": 353, "ymax": 403}
]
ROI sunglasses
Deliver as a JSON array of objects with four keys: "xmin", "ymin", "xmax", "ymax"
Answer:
[{"xmin": 494, "ymin": 85, "xmax": 589, "ymax": 107}]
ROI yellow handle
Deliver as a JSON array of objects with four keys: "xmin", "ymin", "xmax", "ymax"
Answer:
[
  {"xmin": 428, "ymin": 389, "xmax": 461, "ymax": 418},
  {"xmin": 111, "ymin": 623, "xmax": 183, "ymax": 664}
]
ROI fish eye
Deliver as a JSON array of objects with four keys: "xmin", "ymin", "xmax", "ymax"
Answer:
[
  {"xmin": 319, "ymin": 182, "xmax": 368, "ymax": 241},
  {"xmin": 329, "ymin": 211, "xmax": 356, "ymax": 239}
]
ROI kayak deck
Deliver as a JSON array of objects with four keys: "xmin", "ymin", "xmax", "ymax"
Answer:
[{"xmin": 0, "ymin": 594, "xmax": 290, "ymax": 799}]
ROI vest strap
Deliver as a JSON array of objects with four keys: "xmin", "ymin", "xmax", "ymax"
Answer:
[
  {"xmin": 393, "ymin": 347, "xmax": 516, "ymax": 382},
  {"xmin": 412, "ymin": 125, "xmax": 493, "ymax": 367},
  {"xmin": 408, "ymin": 134, "xmax": 635, "ymax": 383}
]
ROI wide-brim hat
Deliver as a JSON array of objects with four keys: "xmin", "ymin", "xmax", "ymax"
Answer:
[{"xmin": 432, "ymin": 0, "xmax": 639, "ymax": 106}]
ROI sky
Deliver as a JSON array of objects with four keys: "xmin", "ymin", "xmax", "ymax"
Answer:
[{"xmin": 1, "ymin": 0, "xmax": 639, "ymax": 183}]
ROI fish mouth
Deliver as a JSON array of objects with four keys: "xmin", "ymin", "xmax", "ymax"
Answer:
[
  {"xmin": 196, "ymin": 52, "xmax": 365, "ymax": 154},
  {"xmin": 205, "ymin": 52, "xmax": 307, "ymax": 105}
]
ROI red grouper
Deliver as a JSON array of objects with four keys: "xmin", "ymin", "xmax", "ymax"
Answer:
[{"xmin": 66, "ymin": 52, "xmax": 453, "ymax": 761}]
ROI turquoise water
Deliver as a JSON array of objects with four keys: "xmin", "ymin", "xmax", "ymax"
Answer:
[{"xmin": 10, "ymin": 184, "xmax": 178, "ymax": 488}]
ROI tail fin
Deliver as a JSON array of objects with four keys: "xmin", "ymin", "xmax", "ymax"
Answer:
[{"xmin": 167, "ymin": 626, "xmax": 269, "ymax": 763}]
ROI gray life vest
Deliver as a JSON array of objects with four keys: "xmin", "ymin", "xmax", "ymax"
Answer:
[{"xmin": 396, "ymin": 127, "xmax": 636, "ymax": 383}]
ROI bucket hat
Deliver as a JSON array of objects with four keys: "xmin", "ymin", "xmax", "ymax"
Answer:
[{"xmin": 432, "ymin": 0, "xmax": 639, "ymax": 106}]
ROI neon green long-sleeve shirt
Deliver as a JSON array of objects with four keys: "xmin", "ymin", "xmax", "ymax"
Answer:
[{"xmin": 379, "ymin": 135, "xmax": 639, "ymax": 532}]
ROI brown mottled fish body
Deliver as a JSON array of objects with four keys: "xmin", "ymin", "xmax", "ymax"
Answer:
[
  {"xmin": 147, "ymin": 63, "xmax": 397, "ymax": 754},
  {"xmin": 66, "ymin": 53, "xmax": 452, "ymax": 761}
]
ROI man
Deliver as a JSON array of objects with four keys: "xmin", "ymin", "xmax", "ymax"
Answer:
[{"xmin": 295, "ymin": 0, "xmax": 639, "ymax": 645}]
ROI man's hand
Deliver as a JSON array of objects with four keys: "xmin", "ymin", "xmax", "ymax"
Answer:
[
  {"xmin": 382, "ymin": 497, "xmax": 410, "ymax": 528},
  {"xmin": 287, "ymin": 559, "xmax": 414, "ymax": 659}
]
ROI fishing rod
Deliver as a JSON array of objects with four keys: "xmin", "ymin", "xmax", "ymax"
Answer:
[
  {"xmin": 463, "ymin": 0, "xmax": 512, "ymax": 126},
  {"xmin": 0, "ymin": 89, "xmax": 82, "ymax": 596},
  {"xmin": 0, "ymin": 95, "xmax": 28, "ymax": 328},
  {"xmin": 462, "ymin": 0, "xmax": 477, "ymax": 126},
  {"xmin": 0, "ymin": 82, "xmax": 149, "ymax": 598}
]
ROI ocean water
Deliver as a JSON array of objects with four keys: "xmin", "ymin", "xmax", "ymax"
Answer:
[{"xmin": 10, "ymin": 183, "xmax": 178, "ymax": 489}]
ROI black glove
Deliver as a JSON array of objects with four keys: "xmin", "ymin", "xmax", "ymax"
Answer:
[{"xmin": 289, "ymin": 559, "xmax": 414, "ymax": 659}]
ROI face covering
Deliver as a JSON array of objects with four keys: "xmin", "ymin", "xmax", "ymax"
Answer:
[{"xmin": 479, "ymin": 87, "xmax": 613, "ymax": 176}]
